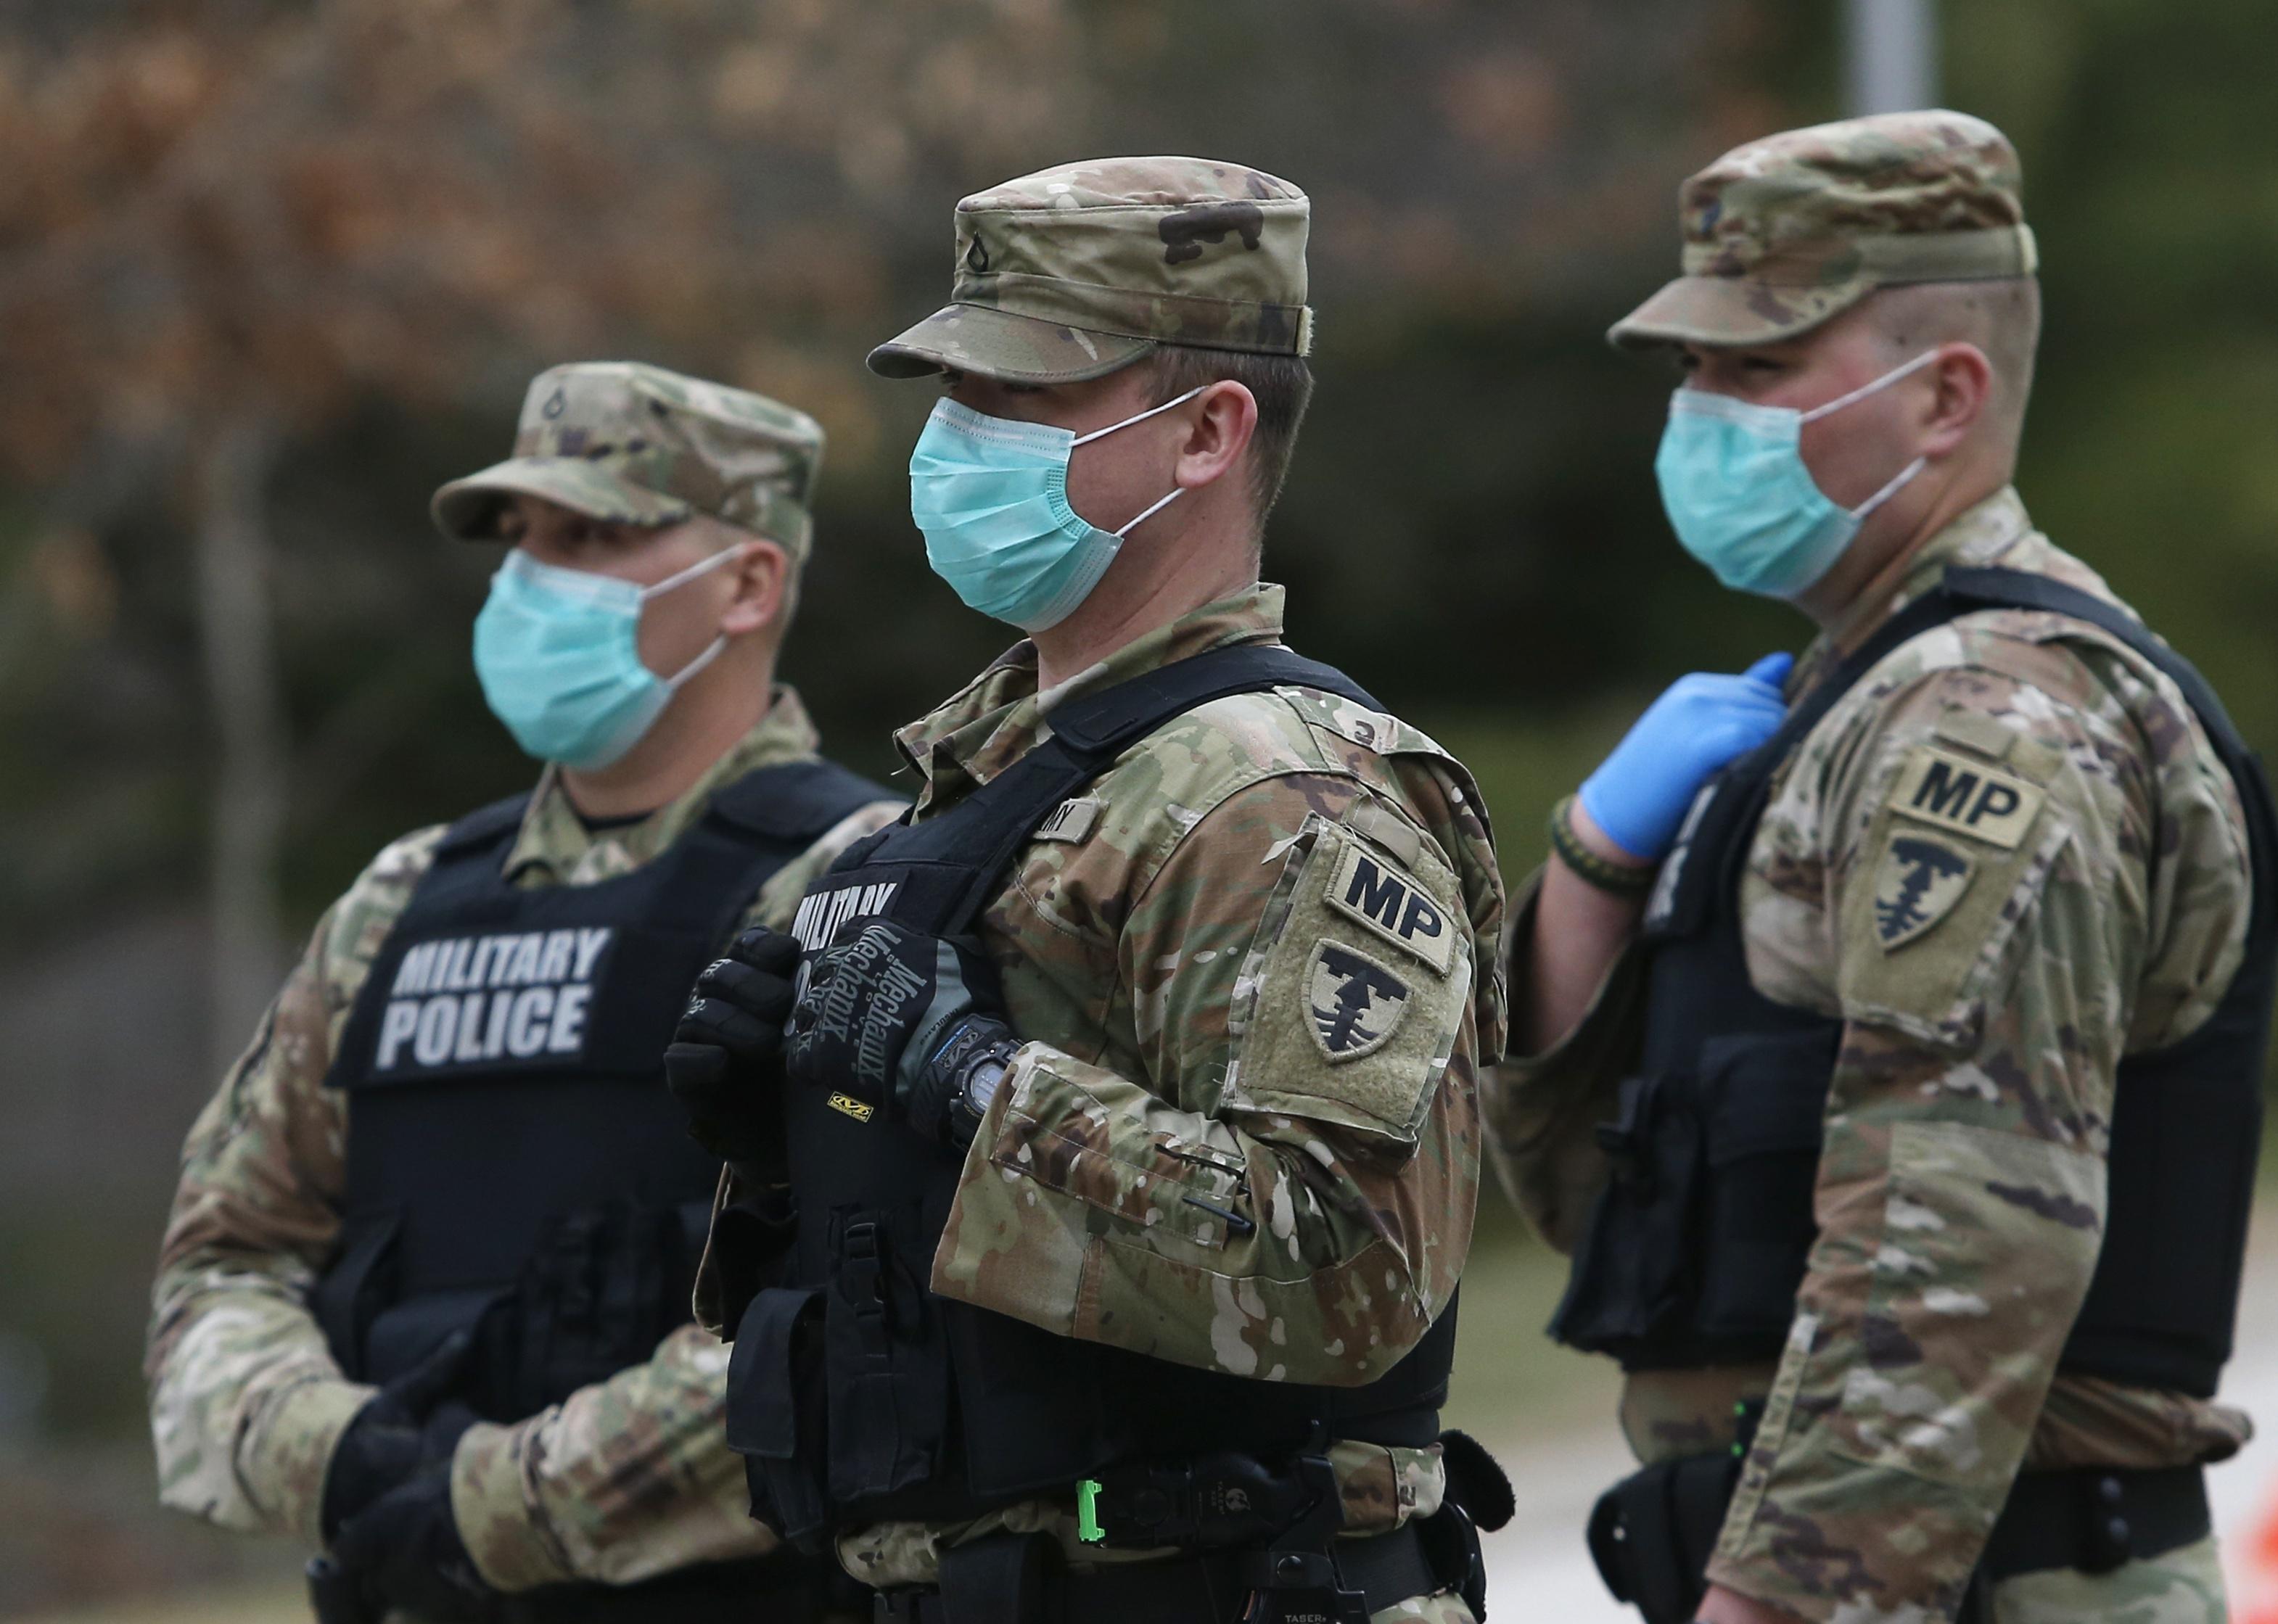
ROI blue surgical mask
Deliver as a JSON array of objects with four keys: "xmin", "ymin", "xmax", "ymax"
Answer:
[
  {"xmin": 908, "ymin": 387, "xmax": 1205, "ymax": 632},
  {"xmin": 1654, "ymin": 349, "xmax": 1939, "ymax": 598},
  {"xmin": 472, "ymin": 545, "xmax": 742, "ymax": 770}
]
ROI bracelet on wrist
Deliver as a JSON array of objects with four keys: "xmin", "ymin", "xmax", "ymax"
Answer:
[{"xmin": 1548, "ymin": 794, "xmax": 1660, "ymax": 897}]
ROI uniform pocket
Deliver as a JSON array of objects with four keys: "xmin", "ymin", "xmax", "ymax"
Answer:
[{"xmin": 725, "ymin": 1286, "xmax": 828, "ymax": 1544}]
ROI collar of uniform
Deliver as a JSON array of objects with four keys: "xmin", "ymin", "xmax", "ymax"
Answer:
[
  {"xmin": 503, "ymin": 685, "xmax": 823, "ymax": 884},
  {"xmin": 894, "ymin": 582, "xmax": 1290, "ymax": 812},
  {"xmin": 1798, "ymin": 485, "xmax": 2036, "ymax": 688}
]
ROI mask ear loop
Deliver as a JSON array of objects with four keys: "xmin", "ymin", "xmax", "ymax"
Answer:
[
  {"xmin": 1112, "ymin": 487, "xmax": 1183, "ymax": 537},
  {"xmin": 1798, "ymin": 347, "xmax": 1942, "ymax": 424},
  {"xmin": 1068, "ymin": 384, "xmax": 1209, "ymax": 538},
  {"xmin": 1069, "ymin": 384, "xmax": 1209, "ymax": 446},
  {"xmin": 1849, "ymin": 456, "xmax": 1928, "ymax": 522},
  {"xmin": 638, "ymin": 538, "xmax": 751, "ymax": 600},
  {"xmin": 1796, "ymin": 349, "xmax": 1942, "ymax": 523},
  {"xmin": 643, "ymin": 540, "xmax": 752, "ymax": 686}
]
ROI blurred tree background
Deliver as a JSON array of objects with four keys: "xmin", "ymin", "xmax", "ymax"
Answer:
[{"xmin": 0, "ymin": 0, "xmax": 2273, "ymax": 1612}]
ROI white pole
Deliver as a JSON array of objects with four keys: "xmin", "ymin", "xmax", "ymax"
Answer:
[{"xmin": 1846, "ymin": 0, "xmax": 1940, "ymax": 116}]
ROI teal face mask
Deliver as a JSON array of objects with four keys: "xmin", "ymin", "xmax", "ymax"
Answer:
[
  {"xmin": 908, "ymin": 387, "xmax": 1204, "ymax": 632},
  {"xmin": 472, "ymin": 545, "xmax": 741, "ymax": 770},
  {"xmin": 1653, "ymin": 349, "xmax": 1938, "ymax": 598}
]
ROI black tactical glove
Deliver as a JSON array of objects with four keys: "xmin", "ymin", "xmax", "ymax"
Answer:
[
  {"xmin": 329, "ymin": 1465, "xmax": 496, "ymax": 1623},
  {"xmin": 321, "ymin": 1330, "xmax": 477, "ymax": 1542},
  {"xmin": 784, "ymin": 920, "xmax": 1019, "ymax": 1148},
  {"xmin": 666, "ymin": 926, "xmax": 802, "ymax": 1165}
]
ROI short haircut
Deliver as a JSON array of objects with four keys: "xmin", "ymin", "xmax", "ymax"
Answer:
[
  {"xmin": 1867, "ymin": 278, "xmax": 2043, "ymax": 453},
  {"xmin": 1140, "ymin": 346, "xmax": 1316, "ymax": 536}
]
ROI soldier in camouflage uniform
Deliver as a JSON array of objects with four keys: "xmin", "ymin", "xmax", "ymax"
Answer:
[
  {"xmin": 1484, "ymin": 113, "xmax": 2271, "ymax": 1624},
  {"xmin": 673, "ymin": 159, "xmax": 1511, "ymax": 1623},
  {"xmin": 147, "ymin": 362, "xmax": 902, "ymax": 1621}
]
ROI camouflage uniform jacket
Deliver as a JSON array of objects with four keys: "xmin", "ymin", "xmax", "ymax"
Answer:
[
  {"xmin": 1485, "ymin": 488, "xmax": 2256, "ymax": 1622},
  {"xmin": 706, "ymin": 585, "xmax": 1508, "ymax": 1614},
  {"xmin": 146, "ymin": 690, "xmax": 903, "ymax": 1591}
]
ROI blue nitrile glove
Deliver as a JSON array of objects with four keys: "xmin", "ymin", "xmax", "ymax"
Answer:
[{"xmin": 1576, "ymin": 653, "xmax": 1794, "ymax": 862}]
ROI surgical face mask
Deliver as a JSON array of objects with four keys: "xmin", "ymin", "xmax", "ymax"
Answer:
[
  {"xmin": 908, "ymin": 386, "xmax": 1206, "ymax": 632},
  {"xmin": 472, "ymin": 544, "xmax": 742, "ymax": 770},
  {"xmin": 1654, "ymin": 349, "xmax": 1941, "ymax": 598}
]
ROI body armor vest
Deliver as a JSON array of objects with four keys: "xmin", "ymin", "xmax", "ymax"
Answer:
[
  {"xmin": 725, "ymin": 645, "xmax": 1462, "ymax": 1547},
  {"xmin": 1553, "ymin": 568, "xmax": 2278, "ymax": 1399},
  {"xmin": 314, "ymin": 758, "xmax": 892, "ymax": 1416}
]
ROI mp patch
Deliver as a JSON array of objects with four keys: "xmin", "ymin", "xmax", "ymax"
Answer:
[
  {"xmin": 1873, "ymin": 834, "xmax": 1975, "ymax": 951},
  {"xmin": 1306, "ymin": 941, "xmax": 1412, "ymax": 1063},
  {"xmin": 1323, "ymin": 844, "xmax": 1454, "ymax": 974},
  {"xmin": 1890, "ymin": 745, "xmax": 2044, "ymax": 850}
]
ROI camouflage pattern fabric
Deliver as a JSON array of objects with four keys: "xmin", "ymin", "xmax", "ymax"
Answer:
[
  {"xmin": 1992, "ymin": 1534, "xmax": 2227, "ymax": 1623},
  {"xmin": 145, "ymin": 691, "xmax": 903, "ymax": 1590},
  {"xmin": 702, "ymin": 585, "xmax": 1507, "ymax": 1619},
  {"xmin": 1484, "ymin": 490, "xmax": 2256, "ymax": 1623},
  {"xmin": 1611, "ymin": 110, "xmax": 2038, "ymax": 352},
  {"xmin": 868, "ymin": 156, "xmax": 1312, "ymax": 384},
  {"xmin": 431, "ymin": 361, "xmax": 828, "ymax": 563}
]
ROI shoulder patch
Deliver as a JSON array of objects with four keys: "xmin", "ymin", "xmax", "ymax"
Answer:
[
  {"xmin": 1324, "ymin": 843, "xmax": 1455, "ymax": 974},
  {"xmin": 1872, "ymin": 834, "xmax": 1975, "ymax": 951},
  {"xmin": 1931, "ymin": 709, "xmax": 2015, "ymax": 763},
  {"xmin": 1305, "ymin": 941, "xmax": 1412, "ymax": 1061},
  {"xmin": 1341, "ymin": 798, "xmax": 1423, "ymax": 868},
  {"xmin": 1890, "ymin": 745, "xmax": 2044, "ymax": 849}
]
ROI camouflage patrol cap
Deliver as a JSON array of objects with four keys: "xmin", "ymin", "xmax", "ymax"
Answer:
[
  {"xmin": 868, "ymin": 156, "xmax": 1313, "ymax": 385},
  {"xmin": 432, "ymin": 362, "xmax": 826, "ymax": 564},
  {"xmin": 1611, "ymin": 110, "xmax": 2037, "ymax": 351}
]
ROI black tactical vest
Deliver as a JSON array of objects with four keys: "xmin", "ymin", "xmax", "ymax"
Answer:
[
  {"xmin": 1553, "ymin": 567, "xmax": 2278, "ymax": 1400},
  {"xmin": 725, "ymin": 645, "xmax": 1462, "ymax": 1547},
  {"xmin": 314, "ymin": 759, "xmax": 893, "ymax": 1417}
]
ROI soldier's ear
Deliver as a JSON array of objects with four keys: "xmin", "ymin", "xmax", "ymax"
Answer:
[
  {"xmin": 1173, "ymin": 380, "xmax": 1257, "ymax": 495},
  {"xmin": 1920, "ymin": 343, "xmax": 1993, "ymax": 458},
  {"xmin": 720, "ymin": 537, "xmax": 789, "ymax": 636}
]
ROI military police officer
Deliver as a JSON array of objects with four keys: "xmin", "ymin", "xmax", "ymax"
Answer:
[
  {"xmin": 147, "ymin": 363, "xmax": 902, "ymax": 1620},
  {"xmin": 1485, "ymin": 113, "xmax": 2274, "ymax": 1623},
  {"xmin": 670, "ymin": 159, "xmax": 1513, "ymax": 1623}
]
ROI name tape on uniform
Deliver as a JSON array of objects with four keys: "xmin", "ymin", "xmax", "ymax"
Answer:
[
  {"xmin": 374, "ymin": 926, "xmax": 613, "ymax": 1072},
  {"xmin": 1890, "ymin": 745, "xmax": 2044, "ymax": 850},
  {"xmin": 1324, "ymin": 844, "xmax": 1453, "ymax": 975},
  {"xmin": 790, "ymin": 881, "xmax": 902, "ymax": 953}
]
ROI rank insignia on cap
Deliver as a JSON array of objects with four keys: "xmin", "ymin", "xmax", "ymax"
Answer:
[
  {"xmin": 1306, "ymin": 941, "xmax": 1411, "ymax": 1062},
  {"xmin": 1873, "ymin": 835, "xmax": 1975, "ymax": 951}
]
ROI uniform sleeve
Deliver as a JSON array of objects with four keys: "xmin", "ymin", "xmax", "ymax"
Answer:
[
  {"xmin": 1479, "ymin": 866, "xmax": 1650, "ymax": 1254},
  {"xmin": 930, "ymin": 771, "xmax": 1494, "ymax": 1387},
  {"xmin": 144, "ymin": 912, "xmax": 363, "ymax": 1543},
  {"xmin": 1704, "ymin": 664, "xmax": 2240, "ymax": 1620},
  {"xmin": 451, "ymin": 1324, "xmax": 776, "ymax": 1588}
]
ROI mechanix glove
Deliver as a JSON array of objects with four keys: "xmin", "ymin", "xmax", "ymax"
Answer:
[
  {"xmin": 328, "ymin": 1465, "xmax": 496, "ymax": 1623},
  {"xmin": 666, "ymin": 926, "xmax": 802, "ymax": 1166},
  {"xmin": 783, "ymin": 920, "xmax": 1018, "ymax": 1149},
  {"xmin": 320, "ymin": 1330, "xmax": 477, "ymax": 1543}
]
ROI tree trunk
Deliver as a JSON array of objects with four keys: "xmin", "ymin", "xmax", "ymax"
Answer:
[{"xmin": 193, "ymin": 416, "xmax": 291, "ymax": 1074}]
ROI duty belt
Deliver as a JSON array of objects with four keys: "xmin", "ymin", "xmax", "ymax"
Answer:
[{"xmin": 871, "ymin": 1521, "xmax": 1446, "ymax": 1624}]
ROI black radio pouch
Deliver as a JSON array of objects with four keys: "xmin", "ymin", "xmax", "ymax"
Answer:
[{"xmin": 1585, "ymin": 1450, "xmax": 1743, "ymax": 1624}]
